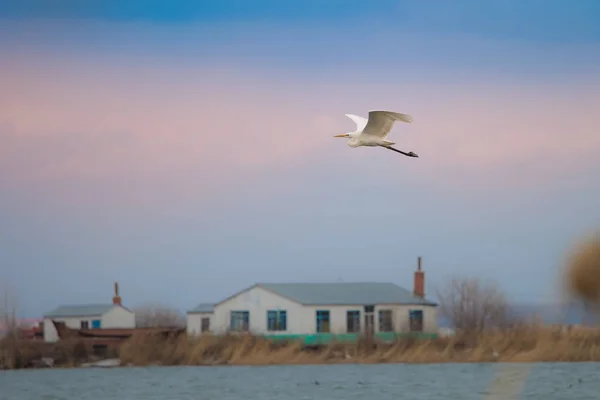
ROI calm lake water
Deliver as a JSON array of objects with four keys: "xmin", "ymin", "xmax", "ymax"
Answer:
[{"xmin": 1, "ymin": 363, "xmax": 600, "ymax": 400}]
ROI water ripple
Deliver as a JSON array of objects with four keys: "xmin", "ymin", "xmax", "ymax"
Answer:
[{"xmin": 1, "ymin": 363, "xmax": 599, "ymax": 400}]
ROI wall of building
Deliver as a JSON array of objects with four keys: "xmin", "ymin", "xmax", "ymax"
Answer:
[
  {"xmin": 298, "ymin": 304, "xmax": 438, "ymax": 335},
  {"xmin": 300, "ymin": 305, "xmax": 364, "ymax": 334},
  {"xmin": 101, "ymin": 306, "xmax": 136, "ymax": 328},
  {"xmin": 211, "ymin": 285, "xmax": 438, "ymax": 337},
  {"xmin": 43, "ymin": 316, "xmax": 102, "ymax": 342},
  {"xmin": 43, "ymin": 306, "xmax": 136, "ymax": 342},
  {"xmin": 186, "ymin": 312, "xmax": 213, "ymax": 336},
  {"xmin": 212, "ymin": 286, "xmax": 305, "ymax": 335},
  {"xmin": 377, "ymin": 303, "xmax": 438, "ymax": 334}
]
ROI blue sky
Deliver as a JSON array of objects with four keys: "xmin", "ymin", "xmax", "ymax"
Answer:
[
  {"xmin": 2, "ymin": 0, "xmax": 599, "ymax": 44},
  {"xmin": 1, "ymin": 1, "xmax": 600, "ymax": 317}
]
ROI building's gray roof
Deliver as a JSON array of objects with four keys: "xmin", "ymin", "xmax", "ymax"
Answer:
[
  {"xmin": 44, "ymin": 304, "xmax": 116, "ymax": 318},
  {"xmin": 187, "ymin": 303, "xmax": 215, "ymax": 313},
  {"xmin": 255, "ymin": 282, "xmax": 437, "ymax": 306}
]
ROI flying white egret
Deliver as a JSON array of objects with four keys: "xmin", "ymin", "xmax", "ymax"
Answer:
[{"xmin": 333, "ymin": 110, "xmax": 418, "ymax": 158}]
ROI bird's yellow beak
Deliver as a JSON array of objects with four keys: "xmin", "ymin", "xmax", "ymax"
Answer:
[{"xmin": 334, "ymin": 133, "xmax": 349, "ymax": 138}]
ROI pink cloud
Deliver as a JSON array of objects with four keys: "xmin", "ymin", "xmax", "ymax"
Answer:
[
  {"xmin": 0, "ymin": 60, "xmax": 332, "ymax": 210},
  {"xmin": 1, "ymin": 54, "xmax": 599, "ymax": 209},
  {"xmin": 334, "ymin": 81, "xmax": 600, "ymax": 191}
]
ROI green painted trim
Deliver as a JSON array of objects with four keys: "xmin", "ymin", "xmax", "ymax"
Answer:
[{"xmin": 263, "ymin": 332, "xmax": 438, "ymax": 345}]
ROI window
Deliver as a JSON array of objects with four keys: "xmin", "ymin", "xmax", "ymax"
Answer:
[
  {"xmin": 230, "ymin": 311, "xmax": 250, "ymax": 332},
  {"xmin": 91, "ymin": 319, "xmax": 101, "ymax": 329},
  {"xmin": 267, "ymin": 310, "xmax": 287, "ymax": 331},
  {"xmin": 364, "ymin": 305, "xmax": 375, "ymax": 313},
  {"xmin": 346, "ymin": 310, "xmax": 361, "ymax": 333},
  {"xmin": 379, "ymin": 310, "xmax": 393, "ymax": 332},
  {"xmin": 80, "ymin": 320, "xmax": 89, "ymax": 329},
  {"xmin": 409, "ymin": 309, "xmax": 424, "ymax": 332},
  {"xmin": 201, "ymin": 317, "xmax": 210, "ymax": 332},
  {"xmin": 316, "ymin": 310, "xmax": 330, "ymax": 333}
]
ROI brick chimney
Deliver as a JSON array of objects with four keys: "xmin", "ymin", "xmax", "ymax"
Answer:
[
  {"xmin": 112, "ymin": 281, "xmax": 122, "ymax": 306},
  {"xmin": 413, "ymin": 256, "xmax": 425, "ymax": 298}
]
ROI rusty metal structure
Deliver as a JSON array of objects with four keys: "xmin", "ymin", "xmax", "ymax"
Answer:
[{"xmin": 50, "ymin": 320, "xmax": 184, "ymax": 352}]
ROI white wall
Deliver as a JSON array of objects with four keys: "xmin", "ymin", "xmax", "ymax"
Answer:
[
  {"xmin": 298, "ymin": 305, "xmax": 437, "ymax": 335},
  {"xmin": 43, "ymin": 306, "xmax": 136, "ymax": 342},
  {"xmin": 187, "ymin": 312, "xmax": 213, "ymax": 336},
  {"xmin": 213, "ymin": 286, "xmax": 305, "ymax": 335},
  {"xmin": 43, "ymin": 316, "xmax": 102, "ymax": 342},
  {"xmin": 212, "ymin": 285, "xmax": 438, "ymax": 336},
  {"xmin": 298, "ymin": 305, "xmax": 359, "ymax": 334},
  {"xmin": 375, "ymin": 304, "xmax": 438, "ymax": 334},
  {"xmin": 101, "ymin": 306, "xmax": 135, "ymax": 328}
]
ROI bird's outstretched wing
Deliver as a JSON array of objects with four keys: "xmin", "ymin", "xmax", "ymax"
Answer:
[
  {"xmin": 344, "ymin": 114, "xmax": 369, "ymax": 132},
  {"xmin": 362, "ymin": 111, "xmax": 413, "ymax": 138}
]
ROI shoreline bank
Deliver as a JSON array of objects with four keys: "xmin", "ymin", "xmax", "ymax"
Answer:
[{"xmin": 3, "ymin": 325, "xmax": 600, "ymax": 370}]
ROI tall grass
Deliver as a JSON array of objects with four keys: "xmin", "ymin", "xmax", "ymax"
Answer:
[
  {"xmin": 3, "ymin": 324, "xmax": 600, "ymax": 369},
  {"xmin": 0, "ymin": 337, "xmax": 89, "ymax": 369},
  {"xmin": 119, "ymin": 324, "xmax": 600, "ymax": 367}
]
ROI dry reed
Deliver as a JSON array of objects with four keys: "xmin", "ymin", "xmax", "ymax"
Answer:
[
  {"xmin": 0, "ymin": 336, "xmax": 90, "ymax": 369},
  {"xmin": 118, "ymin": 324, "xmax": 600, "ymax": 367},
  {"xmin": 3, "ymin": 324, "xmax": 600, "ymax": 370}
]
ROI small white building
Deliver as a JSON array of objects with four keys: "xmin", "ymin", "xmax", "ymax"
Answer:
[
  {"xmin": 190, "ymin": 258, "xmax": 438, "ymax": 343},
  {"xmin": 43, "ymin": 282, "xmax": 135, "ymax": 342},
  {"xmin": 186, "ymin": 303, "xmax": 214, "ymax": 336}
]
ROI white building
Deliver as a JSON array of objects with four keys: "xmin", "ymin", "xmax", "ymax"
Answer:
[
  {"xmin": 43, "ymin": 282, "xmax": 135, "ymax": 342},
  {"xmin": 189, "ymin": 259, "xmax": 438, "ymax": 343},
  {"xmin": 186, "ymin": 303, "xmax": 214, "ymax": 336}
]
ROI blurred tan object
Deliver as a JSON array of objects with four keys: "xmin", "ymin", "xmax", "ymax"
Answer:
[{"xmin": 565, "ymin": 232, "xmax": 600, "ymax": 304}]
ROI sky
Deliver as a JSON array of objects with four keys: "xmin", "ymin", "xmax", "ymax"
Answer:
[{"xmin": 1, "ymin": 0, "xmax": 600, "ymax": 317}]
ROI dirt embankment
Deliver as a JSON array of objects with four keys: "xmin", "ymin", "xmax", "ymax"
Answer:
[{"xmin": 4, "ymin": 324, "xmax": 600, "ymax": 369}]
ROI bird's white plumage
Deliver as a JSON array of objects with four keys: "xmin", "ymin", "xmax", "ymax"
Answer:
[
  {"xmin": 344, "ymin": 114, "xmax": 368, "ymax": 132},
  {"xmin": 335, "ymin": 109, "xmax": 418, "ymax": 158},
  {"xmin": 362, "ymin": 111, "xmax": 413, "ymax": 138}
]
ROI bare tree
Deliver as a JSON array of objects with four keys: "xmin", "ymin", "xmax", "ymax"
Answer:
[
  {"xmin": 436, "ymin": 276, "xmax": 510, "ymax": 333},
  {"xmin": 133, "ymin": 303, "xmax": 185, "ymax": 328},
  {"xmin": 0, "ymin": 285, "xmax": 18, "ymax": 339},
  {"xmin": 0, "ymin": 285, "xmax": 19, "ymax": 369}
]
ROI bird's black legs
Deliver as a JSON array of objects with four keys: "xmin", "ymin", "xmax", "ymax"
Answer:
[{"xmin": 383, "ymin": 146, "xmax": 419, "ymax": 158}]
